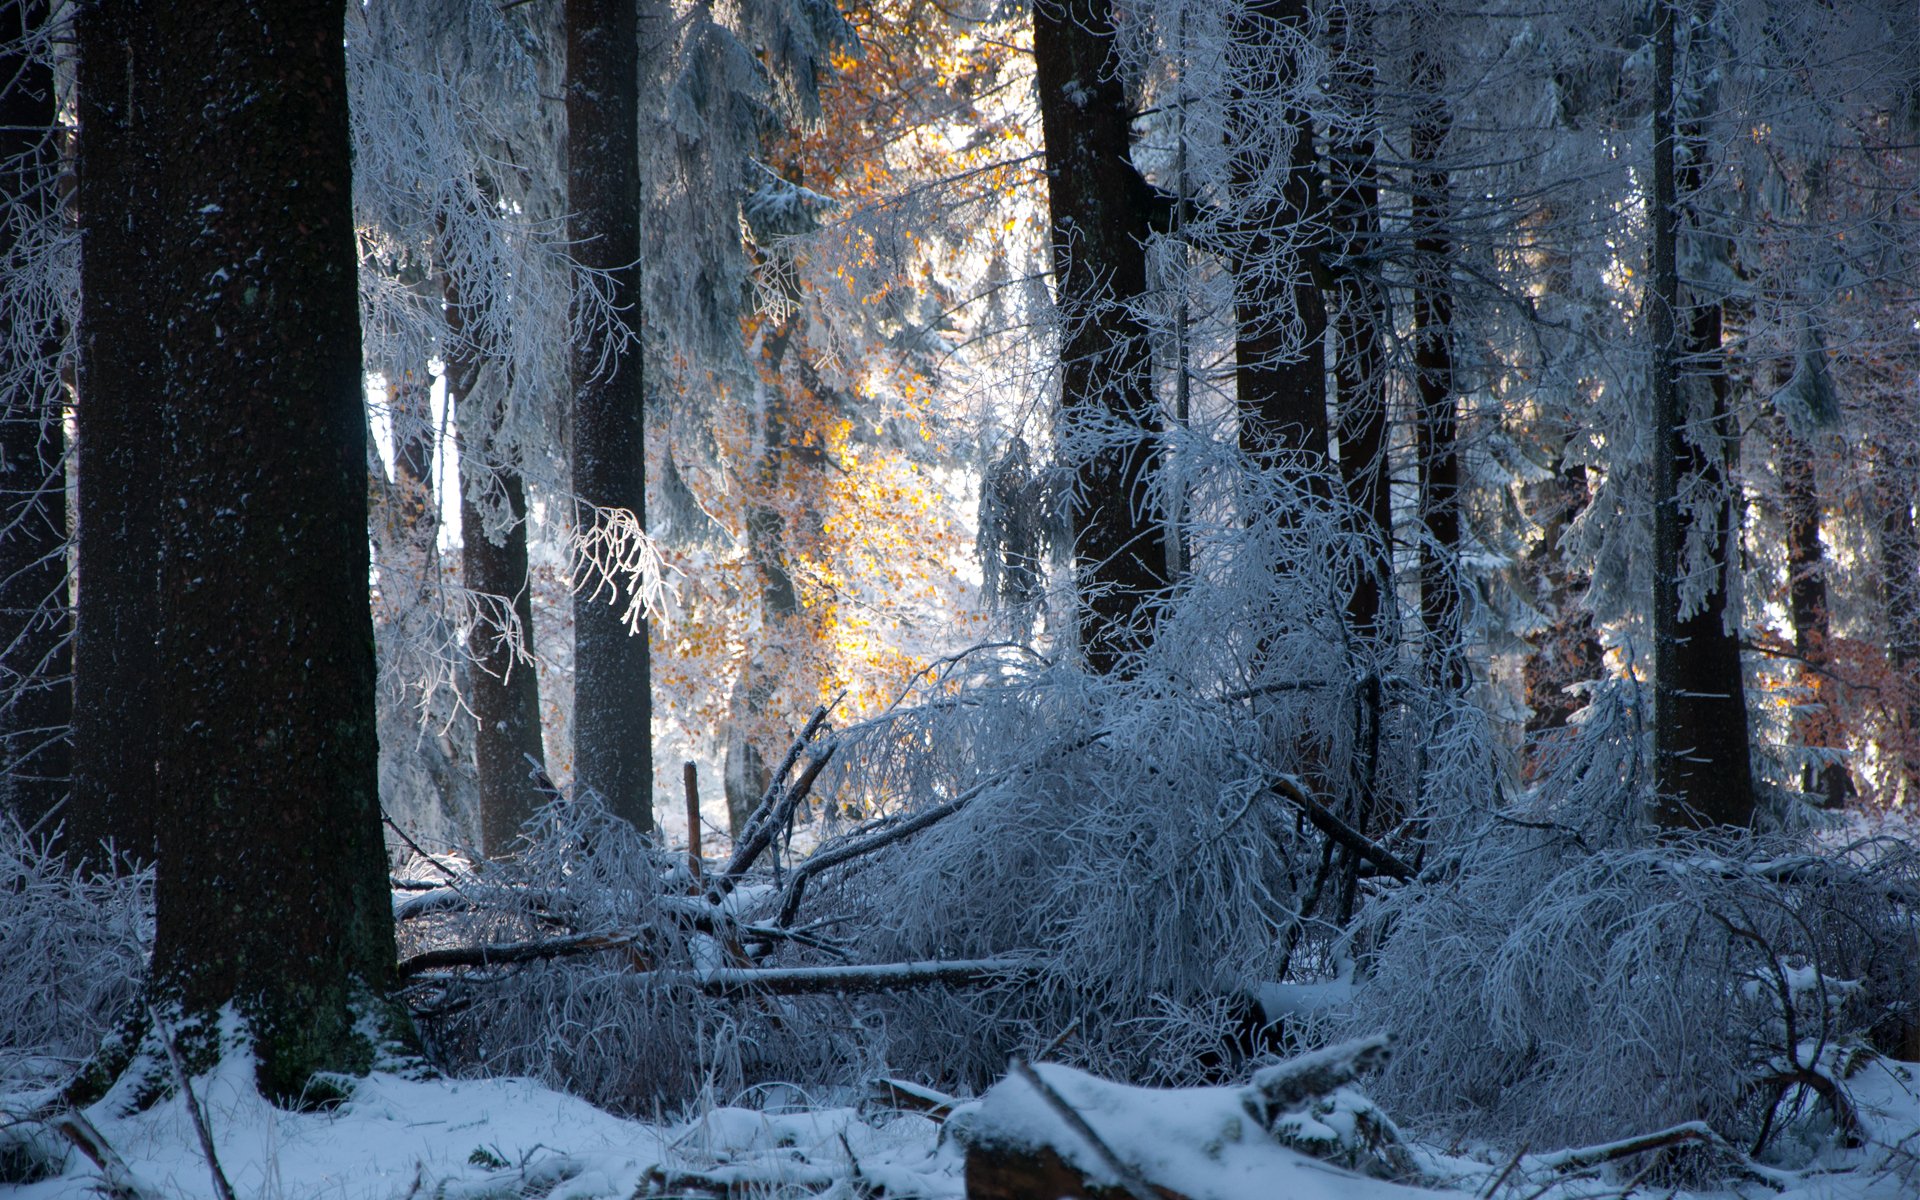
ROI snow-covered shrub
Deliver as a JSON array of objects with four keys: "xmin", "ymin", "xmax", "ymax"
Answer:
[
  {"xmin": 399, "ymin": 795, "xmax": 883, "ymax": 1113},
  {"xmin": 791, "ymin": 469, "xmax": 1480, "ymax": 1089},
  {"xmin": 1345, "ymin": 686, "xmax": 1920, "ymax": 1156},
  {"xmin": 0, "ymin": 819, "xmax": 152, "ymax": 1087}
]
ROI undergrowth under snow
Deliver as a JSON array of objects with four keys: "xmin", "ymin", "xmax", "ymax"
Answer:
[{"xmin": 3, "ymin": 1047, "xmax": 1916, "ymax": 1200}]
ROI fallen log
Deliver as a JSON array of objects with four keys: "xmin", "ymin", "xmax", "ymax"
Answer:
[{"xmin": 955, "ymin": 1050, "xmax": 1423, "ymax": 1200}]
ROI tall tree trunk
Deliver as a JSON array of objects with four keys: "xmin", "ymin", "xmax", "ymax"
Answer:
[
  {"xmin": 1520, "ymin": 458, "xmax": 1604, "ymax": 770},
  {"xmin": 1875, "ymin": 443, "xmax": 1920, "ymax": 804},
  {"xmin": 1409, "ymin": 45, "xmax": 1467, "ymax": 694},
  {"xmin": 71, "ymin": 0, "xmax": 162, "ymax": 868},
  {"xmin": 0, "ymin": 0, "xmax": 71, "ymax": 834},
  {"xmin": 78, "ymin": 0, "xmax": 397, "ymax": 1098},
  {"xmin": 447, "ymin": 273, "xmax": 547, "ymax": 857},
  {"xmin": 1777, "ymin": 409, "xmax": 1851, "ymax": 806},
  {"xmin": 1647, "ymin": 0, "xmax": 1753, "ymax": 828},
  {"xmin": 1326, "ymin": 7, "xmax": 1390, "ymax": 646},
  {"xmin": 1032, "ymin": 0, "xmax": 1168, "ymax": 675},
  {"xmin": 567, "ymin": 0, "xmax": 652, "ymax": 831},
  {"xmin": 1227, "ymin": 0, "xmax": 1328, "ymax": 466}
]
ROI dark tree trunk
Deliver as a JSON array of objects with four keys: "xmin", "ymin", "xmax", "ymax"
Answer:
[
  {"xmin": 1325, "ymin": 8, "xmax": 1390, "ymax": 646},
  {"xmin": 1875, "ymin": 444, "xmax": 1920, "ymax": 803},
  {"xmin": 1409, "ymin": 46, "xmax": 1467, "ymax": 694},
  {"xmin": 1777, "ymin": 410, "xmax": 1851, "ymax": 806},
  {"xmin": 0, "ymin": 0, "xmax": 71, "ymax": 834},
  {"xmin": 1033, "ymin": 0, "xmax": 1168, "ymax": 675},
  {"xmin": 447, "ymin": 277, "xmax": 547, "ymax": 857},
  {"xmin": 567, "ymin": 0, "xmax": 652, "ymax": 831},
  {"xmin": 1520, "ymin": 459, "xmax": 1604, "ymax": 768},
  {"xmin": 77, "ymin": 0, "xmax": 397, "ymax": 1098},
  {"xmin": 1647, "ymin": 0, "xmax": 1753, "ymax": 829},
  {"xmin": 70, "ymin": 0, "xmax": 162, "ymax": 869},
  {"xmin": 1227, "ymin": 0, "xmax": 1328, "ymax": 466}
]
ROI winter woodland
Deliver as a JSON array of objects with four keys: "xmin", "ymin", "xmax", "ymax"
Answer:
[{"xmin": 2, "ymin": 0, "xmax": 1919, "ymax": 1197}]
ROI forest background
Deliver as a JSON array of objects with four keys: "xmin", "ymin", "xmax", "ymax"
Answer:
[{"xmin": 3, "ymin": 0, "xmax": 1920, "ymax": 1195}]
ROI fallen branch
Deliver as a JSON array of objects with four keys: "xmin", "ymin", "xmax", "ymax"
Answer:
[
  {"xmin": 1267, "ymin": 775, "xmax": 1416, "ymax": 882},
  {"xmin": 772, "ymin": 727, "xmax": 1115, "ymax": 927},
  {"xmin": 149, "ymin": 1006, "xmax": 236, "ymax": 1200},
  {"xmin": 52, "ymin": 1110, "xmax": 148, "ymax": 1200},
  {"xmin": 713, "ymin": 707, "xmax": 833, "ymax": 897},
  {"xmin": 401, "ymin": 933, "xmax": 1026, "ymax": 995},
  {"xmin": 773, "ymin": 775, "xmax": 995, "ymax": 927},
  {"xmin": 866, "ymin": 1077, "xmax": 960, "ymax": 1122},
  {"xmin": 397, "ymin": 930, "xmax": 649, "ymax": 980},
  {"xmin": 682, "ymin": 957, "xmax": 1031, "ymax": 998},
  {"xmin": 1532, "ymin": 1121, "xmax": 1722, "ymax": 1172}
]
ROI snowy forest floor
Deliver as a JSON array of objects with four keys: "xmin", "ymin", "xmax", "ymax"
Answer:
[{"xmin": 4, "ymin": 1045, "xmax": 1916, "ymax": 1200}]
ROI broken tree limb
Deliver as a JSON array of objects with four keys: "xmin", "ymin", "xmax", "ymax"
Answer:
[
  {"xmin": 1267, "ymin": 775, "xmax": 1416, "ymax": 882},
  {"xmin": 773, "ymin": 776, "xmax": 995, "ymax": 927},
  {"xmin": 52, "ymin": 1110, "xmax": 149, "ymax": 1200},
  {"xmin": 396, "ymin": 930, "xmax": 651, "ymax": 979},
  {"xmin": 712, "ymin": 707, "xmax": 833, "ymax": 897},
  {"xmin": 771, "ymin": 726, "xmax": 1116, "ymax": 927},
  {"xmin": 1532, "ymin": 1121, "xmax": 1724, "ymax": 1172},
  {"xmin": 148, "ymin": 1006, "xmax": 237, "ymax": 1200},
  {"xmin": 680, "ymin": 957, "xmax": 1031, "ymax": 998},
  {"xmin": 865, "ymin": 1077, "xmax": 960, "ymax": 1122},
  {"xmin": 400, "ymin": 932, "xmax": 1027, "ymax": 996}
]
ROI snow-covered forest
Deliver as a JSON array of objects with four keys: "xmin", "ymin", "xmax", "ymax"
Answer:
[{"xmin": 3, "ymin": 0, "xmax": 1919, "ymax": 1196}]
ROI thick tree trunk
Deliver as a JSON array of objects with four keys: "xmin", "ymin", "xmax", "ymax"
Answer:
[
  {"xmin": 1409, "ymin": 46, "xmax": 1467, "ymax": 694},
  {"xmin": 1033, "ymin": 0, "xmax": 1168, "ymax": 675},
  {"xmin": 1875, "ymin": 444, "xmax": 1920, "ymax": 804},
  {"xmin": 1777, "ymin": 410, "xmax": 1851, "ymax": 806},
  {"xmin": 77, "ymin": 0, "xmax": 397, "ymax": 1098},
  {"xmin": 1647, "ymin": 0, "xmax": 1753, "ymax": 828},
  {"xmin": 1227, "ymin": 0, "xmax": 1327, "ymax": 466},
  {"xmin": 567, "ymin": 0, "xmax": 652, "ymax": 831},
  {"xmin": 447, "ymin": 300, "xmax": 547, "ymax": 856},
  {"xmin": 0, "ymin": 1, "xmax": 71, "ymax": 834},
  {"xmin": 1325, "ymin": 9, "xmax": 1390, "ymax": 646},
  {"xmin": 71, "ymin": 1, "xmax": 162, "ymax": 870}
]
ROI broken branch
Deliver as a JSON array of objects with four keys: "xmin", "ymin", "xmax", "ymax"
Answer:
[{"xmin": 1267, "ymin": 775, "xmax": 1416, "ymax": 882}]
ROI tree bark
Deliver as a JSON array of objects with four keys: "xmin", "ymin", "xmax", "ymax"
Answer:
[
  {"xmin": 1777, "ymin": 409, "xmax": 1851, "ymax": 806},
  {"xmin": 71, "ymin": 2, "xmax": 162, "ymax": 868},
  {"xmin": 0, "ymin": 0, "xmax": 71, "ymax": 834},
  {"xmin": 77, "ymin": 0, "xmax": 398, "ymax": 1098},
  {"xmin": 1647, "ymin": 0, "xmax": 1753, "ymax": 829},
  {"xmin": 567, "ymin": 0, "xmax": 652, "ymax": 832},
  {"xmin": 1326, "ymin": 9, "xmax": 1390, "ymax": 647},
  {"xmin": 462, "ymin": 466, "xmax": 546, "ymax": 856},
  {"xmin": 1033, "ymin": 0, "xmax": 1168, "ymax": 675},
  {"xmin": 1520, "ymin": 459, "xmax": 1604, "ymax": 767},
  {"xmin": 1227, "ymin": 0, "xmax": 1328, "ymax": 467},
  {"xmin": 1409, "ymin": 44, "xmax": 1468, "ymax": 695},
  {"xmin": 1875, "ymin": 442, "xmax": 1920, "ymax": 803},
  {"xmin": 446, "ymin": 274, "xmax": 547, "ymax": 858}
]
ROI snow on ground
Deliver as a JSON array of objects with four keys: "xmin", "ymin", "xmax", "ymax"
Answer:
[{"xmin": 4, "ymin": 1054, "xmax": 1915, "ymax": 1199}]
